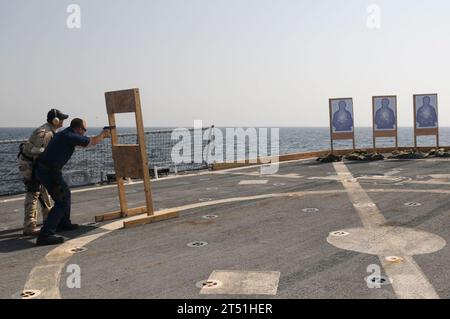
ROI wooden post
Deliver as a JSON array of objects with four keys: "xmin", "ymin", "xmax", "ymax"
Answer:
[
  {"xmin": 107, "ymin": 112, "xmax": 128, "ymax": 217},
  {"xmin": 395, "ymin": 109, "xmax": 399, "ymax": 150},
  {"xmin": 372, "ymin": 96, "xmax": 376, "ymax": 153},
  {"xmin": 133, "ymin": 89, "xmax": 154, "ymax": 216},
  {"xmin": 413, "ymin": 95, "xmax": 418, "ymax": 149},
  {"xmin": 437, "ymin": 131, "xmax": 440, "ymax": 148},
  {"xmin": 329, "ymin": 100, "xmax": 334, "ymax": 154},
  {"xmin": 436, "ymin": 94, "xmax": 440, "ymax": 148}
]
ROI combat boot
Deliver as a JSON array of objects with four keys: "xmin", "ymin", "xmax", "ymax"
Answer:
[
  {"xmin": 36, "ymin": 234, "xmax": 64, "ymax": 246},
  {"xmin": 56, "ymin": 223, "xmax": 79, "ymax": 232}
]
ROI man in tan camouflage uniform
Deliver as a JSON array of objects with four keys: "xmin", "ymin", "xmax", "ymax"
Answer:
[{"xmin": 17, "ymin": 109, "xmax": 69, "ymax": 235}]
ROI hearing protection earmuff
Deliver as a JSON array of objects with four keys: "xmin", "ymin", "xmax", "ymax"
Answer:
[{"xmin": 52, "ymin": 109, "xmax": 60, "ymax": 126}]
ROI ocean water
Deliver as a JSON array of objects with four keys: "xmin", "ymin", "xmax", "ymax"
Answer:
[
  {"xmin": 1, "ymin": 127, "xmax": 448, "ymax": 196},
  {"xmin": 1, "ymin": 127, "xmax": 449, "ymax": 151},
  {"xmin": 0, "ymin": 127, "xmax": 169, "ymax": 141}
]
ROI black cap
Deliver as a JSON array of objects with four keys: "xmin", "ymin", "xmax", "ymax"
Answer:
[{"xmin": 47, "ymin": 109, "xmax": 69, "ymax": 122}]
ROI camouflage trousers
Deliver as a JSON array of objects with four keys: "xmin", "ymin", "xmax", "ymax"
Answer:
[{"xmin": 18, "ymin": 158, "xmax": 52, "ymax": 230}]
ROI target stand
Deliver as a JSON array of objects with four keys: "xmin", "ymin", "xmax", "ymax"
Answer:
[
  {"xmin": 372, "ymin": 95, "xmax": 399, "ymax": 153},
  {"xmin": 329, "ymin": 98, "xmax": 356, "ymax": 154},
  {"xmin": 94, "ymin": 88, "xmax": 178, "ymax": 228},
  {"xmin": 413, "ymin": 94, "xmax": 439, "ymax": 149}
]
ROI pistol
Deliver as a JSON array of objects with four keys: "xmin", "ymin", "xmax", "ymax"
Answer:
[{"xmin": 103, "ymin": 126, "xmax": 116, "ymax": 130}]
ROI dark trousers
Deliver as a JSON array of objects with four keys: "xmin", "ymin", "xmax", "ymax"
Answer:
[{"xmin": 35, "ymin": 165, "xmax": 72, "ymax": 236}]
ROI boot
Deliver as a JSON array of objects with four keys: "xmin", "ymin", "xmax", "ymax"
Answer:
[
  {"xmin": 56, "ymin": 223, "xmax": 79, "ymax": 232},
  {"xmin": 36, "ymin": 234, "xmax": 64, "ymax": 246}
]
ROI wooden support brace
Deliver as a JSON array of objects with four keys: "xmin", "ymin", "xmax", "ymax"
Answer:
[
  {"xmin": 123, "ymin": 210, "xmax": 179, "ymax": 229},
  {"xmin": 95, "ymin": 206, "xmax": 147, "ymax": 222}
]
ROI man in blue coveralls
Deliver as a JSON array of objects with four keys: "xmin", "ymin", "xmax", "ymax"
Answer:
[{"xmin": 35, "ymin": 118, "xmax": 111, "ymax": 246}]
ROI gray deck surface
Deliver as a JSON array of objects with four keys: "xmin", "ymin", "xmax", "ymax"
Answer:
[{"xmin": 1, "ymin": 157, "xmax": 450, "ymax": 299}]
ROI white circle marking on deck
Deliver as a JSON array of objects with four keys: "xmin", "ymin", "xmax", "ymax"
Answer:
[{"xmin": 332, "ymin": 162, "xmax": 444, "ymax": 299}]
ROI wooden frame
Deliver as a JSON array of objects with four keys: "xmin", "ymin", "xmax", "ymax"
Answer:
[
  {"xmin": 413, "ymin": 94, "xmax": 439, "ymax": 148},
  {"xmin": 372, "ymin": 95, "xmax": 398, "ymax": 152},
  {"xmin": 95, "ymin": 88, "xmax": 178, "ymax": 228},
  {"xmin": 329, "ymin": 98, "xmax": 355, "ymax": 153}
]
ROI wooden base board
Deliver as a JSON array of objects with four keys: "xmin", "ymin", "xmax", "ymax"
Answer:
[
  {"xmin": 211, "ymin": 152, "xmax": 324, "ymax": 171},
  {"xmin": 95, "ymin": 206, "xmax": 147, "ymax": 222},
  {"xmin": 123, "ymin": 210, "xmax": 179, "ymax": 229}
]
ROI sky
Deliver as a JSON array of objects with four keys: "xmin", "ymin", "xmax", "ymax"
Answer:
[{"xmin": 1, "ymin": 0, "xmax": 450, "ymax": 128}]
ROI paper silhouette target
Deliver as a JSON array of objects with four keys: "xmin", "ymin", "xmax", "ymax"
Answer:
[
  {"xmin": 374, "ymin": 96, "xmax": 397, "ymax": 131},
  {"xmin": 331, "ymin": 99, "xmax": 354, "ymax": 133},
  {"xmin": 414, "ymin": 94, "xmax": 438, "ymax": 129}
]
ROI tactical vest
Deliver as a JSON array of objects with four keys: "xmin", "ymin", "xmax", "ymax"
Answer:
[{"xmin": 19, "ymin": 123, "xmax": 56, "ymax": 162}]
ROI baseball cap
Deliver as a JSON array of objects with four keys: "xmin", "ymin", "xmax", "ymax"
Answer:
[{"xmin": 47, "ymin": 109, "xmax": 69, "ymax": 122}]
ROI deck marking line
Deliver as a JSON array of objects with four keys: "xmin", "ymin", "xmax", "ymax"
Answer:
[
  {"xmin": 1, "ymin": 158, "xmax": 318, "ymax": 204},
  {"xmin": 332, "ymin": 162, "xmax": 440, "ymax": 299},
  {"xmin": 22, "ymin": 186, "xmax": 449, "ymax": 299}
]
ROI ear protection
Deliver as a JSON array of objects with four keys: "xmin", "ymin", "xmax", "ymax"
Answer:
[{"xmin": 52, "ymin": 109, "xmax": 60, "ymax": 126}]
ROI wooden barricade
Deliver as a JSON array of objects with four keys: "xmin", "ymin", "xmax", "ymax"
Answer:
[{"xmin": 94, "ymin": 88, "xmax": 178, "ymax": 228}]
